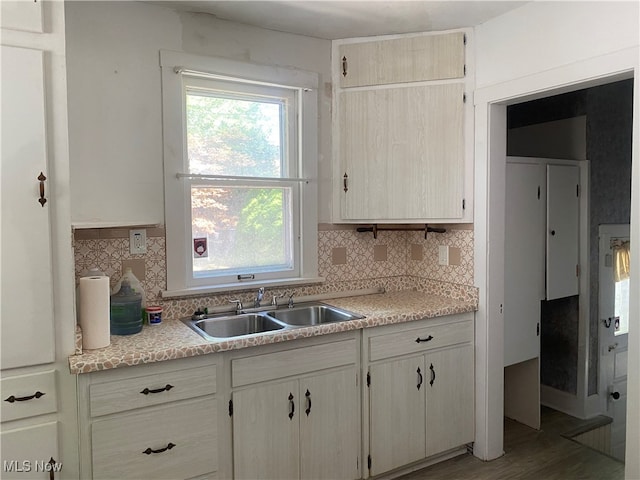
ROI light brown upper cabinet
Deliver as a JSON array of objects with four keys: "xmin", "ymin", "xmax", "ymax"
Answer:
[
  {"xmin": 332, "ymin": 29, "xmax": 473, "ymax": 223},
  {"xmin": 338, "ymin": 32, "xmax": 465, "ymax": 88}
]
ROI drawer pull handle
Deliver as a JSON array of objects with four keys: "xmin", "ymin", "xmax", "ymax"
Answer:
[
  {"xmin": 429, "ymin": 363, "xmax": 436, "ymax": 387},
  {"xmin": 4, "ymin": 391, "xmax": 45, "ymax": 403},
  {"xmin": 415, "ymin": 335, "xmax": 434, "ymax": 343},
  {"xmin": 142, "ymin": 443, "xmax": 175, "ymax": 455},
  {"xmin": 140, "ymin": 384, "xmax": 174, "ymax": 395},
  {"xmin": 288, "ymin": 392, "xmax": 295, "ymax": 420},
  {"xmin": 417, "ymin": 367, "xmax": 423, "ymax": 390},
  {"xmin": 305, "ymin": 389, "xmax": 312, "ymax": 416}
]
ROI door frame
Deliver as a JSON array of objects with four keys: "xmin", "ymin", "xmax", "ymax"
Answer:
[{"xmin": 473, "ymin": 46, "xmax": 639, "ymax": 465}]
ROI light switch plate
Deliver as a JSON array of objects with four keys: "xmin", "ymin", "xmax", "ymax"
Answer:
[
  {"xmin": 438, "ymin": 245, "xmax": 449, "ymax": 266},
  {"xmin": 129, "ymin": 229, "xmax": 147, "ymax": 255}
]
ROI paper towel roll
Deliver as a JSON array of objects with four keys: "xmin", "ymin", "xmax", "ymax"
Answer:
[{"xmin": 79, "ymin": 276, "xmax": 111, "ymax": 349}]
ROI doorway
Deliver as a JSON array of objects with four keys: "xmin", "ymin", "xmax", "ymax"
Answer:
[
  {"xmin": 598, "ymin": 224, "xmax": 630, "ymax": 461},
  {"xmin": 471, "ymin": 49, "xmax": 637, "ymax": 465}
]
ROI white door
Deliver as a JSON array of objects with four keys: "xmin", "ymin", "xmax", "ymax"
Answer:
[
  {"xmin": 546, "ymin": 164, "xmax": 580, "ymax": 300},
  {"xmin": 504, "ymin": 161, "xmax": 545, "ymax": 366},
  {"xmin": 1, "ymin": 44, "xmax": 55, "ymax": 369},
  {"xmin": 598, "ymin": 224, "xmax": 629, "ymax": 462}
]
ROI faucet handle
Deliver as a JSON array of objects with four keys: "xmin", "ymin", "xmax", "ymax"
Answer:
[
  {"xmin": 287, "ymin": 292, "xmax": 295, "ymax": 309},
  {"xmin": 271, "ymin": 292, "xmax": 285, "ymax": 307},
  {"xmin": 229, "ymin": 299, "xmax": 243, "ymax": 313}
]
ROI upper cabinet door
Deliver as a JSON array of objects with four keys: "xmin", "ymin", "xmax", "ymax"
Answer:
[
  {"xmin": 0, "ymin": 1, "xmax": 43, "ymax": 33},
  {"xmin": 546, "ymin": 164, "xmax": 580, "ymax": 300},
  {"xmin": 339, "ymin": 83, "xmax": 464, "ymax": 221},
  {"xmin": 1, "ymin": 45, "xmax": 55, "ymax": 369},
  {"xmin": 338, "ymin": 32, "xmax": 465, "ymax": 88}
]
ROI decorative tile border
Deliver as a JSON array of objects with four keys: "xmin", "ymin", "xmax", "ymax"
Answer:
[{"xmin": 73, "ymin": 225, "xmax": 475, "ymax": 321}]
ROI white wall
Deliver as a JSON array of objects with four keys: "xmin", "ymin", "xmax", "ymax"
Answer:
[
  {"xmin": 475, "ymin": 1, "xmax": 639, "ymax": 89},
  {"xmin": 65, "ymin": 1, "xmax": 332, "ymax": 226},
  {"xmin": 473, "ymin": 0, "xmax": 640, "ymax": 470}
]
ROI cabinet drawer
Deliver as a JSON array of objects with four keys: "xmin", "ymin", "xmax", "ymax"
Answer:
[
  {"xmin": 232, "ymin": 339, "xmax": 356, "ymax": 387},
  {"xmin": 1, "ymin": 371, "xmax": 57, "ymax": 422},
  {"xmin": 369, "ymin": 319, "xmax": 473, "ymax": 361},
  {"xmin": 89, "ymin": 365, "xmax": 216, "ymax": 417},
  {"xmin": 92, "ymin": 398, "xmax": 217, "ymax": 480}
]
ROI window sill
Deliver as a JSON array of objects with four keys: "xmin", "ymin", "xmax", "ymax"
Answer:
[{"xmin": 161, "ymin": 276, "xmax": 325, "ymax": 299}]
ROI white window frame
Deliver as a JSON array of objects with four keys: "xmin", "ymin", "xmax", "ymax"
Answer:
[{"xmin": 160, "ymin": 50, "xmax": 319, "ymax": 296}]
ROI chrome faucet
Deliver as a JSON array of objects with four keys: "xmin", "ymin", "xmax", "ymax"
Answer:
[
  {"xmin": 287, "ymin": 292, "xmax": 295, "ymax": 309},
  {"xmin": 254, "ymin": 287, "xmax": 265, "ymax": 308},
  {"xmin": 271, "ymin": 292, "xmax": 285, "ymax": 307}
]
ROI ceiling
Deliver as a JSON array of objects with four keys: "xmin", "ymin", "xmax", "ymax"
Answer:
[{"xmin": 149, "ymin": 1, "xmax": 528, "ymax": 40}]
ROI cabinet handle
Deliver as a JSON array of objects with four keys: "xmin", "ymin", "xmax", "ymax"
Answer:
[
  {"xmin": 288, "ymin": 392, "xmax": 295, "ymax": 420},
  {"xmin": 142, "ymin": 443, "xmax": 176, "ymax": 455},
  {"xmin": 417, "ymin": 367, "xmax": 423, "ymax": 390},
  {"xmin": 415, "ymin": 335, "xmax": 434, "ymax": 343},
  {"xmin": 140, "ymin": 384, "xmax": 174, "ymax": 395},
  {"xmin": 4, "ymin": 391, "xmax": 45, "ymax": 403},
  {"xmin": 429, "ymin": 363, "xmax": 436, "ymax": 387},
  {"xmin": 48, "ymin": 457, "xmax": 57, "ymax": 480},
  {"xmin": 38, "ymin": 172, "xmax": 47, "ymax": 207},
  {"xmin": 342, "ymin": 56, "xmax": 348, "ymax": 77},
  {"xmin": 305, "ymin": 389, "xmax": 312, "ymax": 416},
  {"xmin": 343, "ymin": 173, "xmax": 349, "ymax": 193}
]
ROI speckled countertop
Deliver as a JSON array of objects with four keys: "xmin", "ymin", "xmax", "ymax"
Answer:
[{"xmin": 68, "ymin": 289, "xmax": 476, "ymax": 374}]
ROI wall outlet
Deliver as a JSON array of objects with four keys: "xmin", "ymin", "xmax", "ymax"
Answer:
[
  {"xmin": 438, "ymin": 245, "xmax": 449, "ymax": 266},
  {"xmin": 129, "ymin": 229, "xmax": 147, "ymax": 255}
]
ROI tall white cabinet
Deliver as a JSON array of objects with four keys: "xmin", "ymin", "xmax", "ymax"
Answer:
[
  {"xmin": 1, "ymin": 2, "xmax": 75, "ymax": 478},
  {"xmin": 332, "ymin": 30, "xmax": 473, "ymax": 223}
]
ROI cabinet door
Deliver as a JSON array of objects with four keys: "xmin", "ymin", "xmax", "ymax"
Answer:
[
  {"xmin": 546, "ymin": 164, "xmax": 580, "ymax": 300},
  {"xmin": 369, "ymin": 356, "xmax": 425, "ymax": 476},
  {"xmin": 504, "ymin": 162, "xmax": 545, "ymax": 366},
  {"xmin": 233, "ymin": 380, "xmax": 300, "ymax": 480},
  {"xmin": 1, "ymin": 45, "xmax": 55, "ymax": 369},
  {"xmin": 339, "ymin": 83, "xmax": 464, "ymax": 221},
  {"xmin": 0, "ymin": 422, "xmax": 59, "ymax": 479},
  {"xmin": 425, "ymin": 345, "xmax": 474, "ymax": 457},
  {"xmin": 300, "ymin": 368, "xmax": 359, "ymax": 480},
  {"xmin": 339, "ymin": 32, "xmax": 465, "ymax": 88}
]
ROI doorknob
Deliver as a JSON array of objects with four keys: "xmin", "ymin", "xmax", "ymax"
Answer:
[{"xmin": 611, "ymin": 391, "xmax": 620, "ymax": 400}]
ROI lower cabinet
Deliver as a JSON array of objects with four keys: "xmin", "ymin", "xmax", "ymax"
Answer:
[
  {"xmin": 366, "ymin": 313, "xmax": 474, "ymax": 477},
  {"xmin": 0, "ymin": 422, "xmax": 59, "ymax": 479},
  {"xmin": 230, "ymin": 334, "xmax": 360, "ymax": 480}
]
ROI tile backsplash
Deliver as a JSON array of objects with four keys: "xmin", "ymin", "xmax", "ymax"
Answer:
[{"xmin": 74, "ymin": 224, "xmax": 474, "ymax": 320}]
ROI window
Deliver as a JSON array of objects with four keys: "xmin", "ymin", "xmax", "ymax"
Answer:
[{"xmin": 161, "ymin": 51, "xmax": 318, "ymax": 294}]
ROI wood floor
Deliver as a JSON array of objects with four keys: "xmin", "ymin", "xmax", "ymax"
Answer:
[{"xmin": 400, "ymin": 407, "xmax": 624, "ymax": 479}]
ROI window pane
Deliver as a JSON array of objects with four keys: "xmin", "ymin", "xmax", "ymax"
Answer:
[
  {"xmin": 186, "ymin": 91, "xmax": 285, "ymax": 177},
  {"xmin": 614, "ymin": 278, "xmax": 629, "ymax": 336},
  {"xmin": 191, "ymin": 186, "xmax": 293, "ymax": 276}
]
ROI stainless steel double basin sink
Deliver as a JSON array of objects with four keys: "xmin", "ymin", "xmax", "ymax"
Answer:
[{"xmin": 182, "ymin": 303, "xmax": 364, "ymax": 341}]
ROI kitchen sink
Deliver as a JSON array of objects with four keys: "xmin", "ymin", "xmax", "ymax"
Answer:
[
  {"xmin": 182, "ymin": 302, "xmax": 365, "ymax": 341},
  {"xmin": 266, "ymin": 303, "xmax": 364, "ymax": 326},
  {"xmin": 184, "ymin": 313, "xmax": 287, "ymax": 341}
]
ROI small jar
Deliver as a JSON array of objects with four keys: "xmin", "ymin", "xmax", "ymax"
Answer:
[{"xmin": 146, "ymin": 306, "xmax": 163, "ymax": 326}]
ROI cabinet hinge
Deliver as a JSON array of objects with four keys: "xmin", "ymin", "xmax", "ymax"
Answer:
[
  {"xmin": 366, "ymin": 371, "xmax": 371, "ymax": 387},
  {"xmin": 463, "ymin": 93, "xmax": 467, "ymax": 103},
  {"xmin": 463, "ymin": 33, "xmax": 467, "ymax": 45},
  {"xmin": 577, "ymin": 184, "xmax": 580, "ymax": 197},
  {"xmin": 537, "ymin": 186, "xmax": 541, "ymax": 200},
  {"xmin": 368, "ymin": 455, "xmax": 372, "ymax": 470},
  {"xmin": 228, "ymin": 399, "xmax": 233, "ymax": 416},
  {"xmin": 537, "ymin": 322, "xmax": 540, "ymax": 337},
  {"xmin": 464, "ymin": 64, "xmax": 466, "ymax": 76}
]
